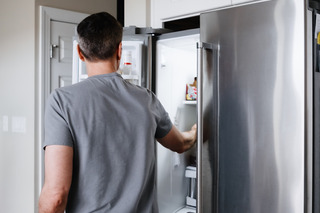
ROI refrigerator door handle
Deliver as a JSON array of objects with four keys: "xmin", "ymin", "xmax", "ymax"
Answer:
[
  {"xmin": 197, "ymin": 42, "xmax": 218, "ymax": 213},
  {"xmin": 196, "ymin": 41, "xmax": 204, "ymax": 213},
  {"xmin": 198, "ymin": 42, "xmax": 215, "ymax": 50}
]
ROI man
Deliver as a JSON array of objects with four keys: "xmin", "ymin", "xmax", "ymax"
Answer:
[{"xmin": 38, "ymin": 12, "xmax": 197, "ymax": 213}]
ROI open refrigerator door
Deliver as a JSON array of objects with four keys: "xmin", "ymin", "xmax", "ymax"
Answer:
[{"xmin": 118, "ymin": 41, "xmax": 143, "ymax": 85}]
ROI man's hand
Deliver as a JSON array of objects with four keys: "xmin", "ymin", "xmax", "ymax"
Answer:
[{"xmin": 157, "ymin": 124, "xmax": 197, "ymax": 153}]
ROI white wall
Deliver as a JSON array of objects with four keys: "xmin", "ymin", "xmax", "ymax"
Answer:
[
  {"xmin": 0, "ymin": 1, "xmax": 116, "ymax": 212},
  {"xmin": 0, "ymin": 0, "xmax": 36, "ymax": 212}
]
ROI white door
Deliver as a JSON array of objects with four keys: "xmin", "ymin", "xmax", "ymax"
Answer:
[{"xmin": 50, "ymin": 20, "xmax": 77, "ymax": 92}]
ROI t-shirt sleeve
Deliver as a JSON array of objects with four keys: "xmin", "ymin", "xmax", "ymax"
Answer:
[
  {"xmin": 155, "ymin": 112, "xmax": 172, "ymax": 138},
  {"xmin": 152, "ymin": 94, "xmax": 173, "ymax": 139},
  {"xmin": 43, "ymin": 91, "xmax": 73, "ymax": 149}
]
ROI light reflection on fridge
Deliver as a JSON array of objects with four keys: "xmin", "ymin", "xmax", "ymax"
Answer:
[{"xmin": 155, "ymin": 33, "xmax": 199, "ymax": 213}]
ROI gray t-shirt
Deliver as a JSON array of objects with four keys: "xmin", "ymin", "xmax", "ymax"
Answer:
[{"xmin": 43, "ymin": 72, "xmax": 172, "ymax": 213}]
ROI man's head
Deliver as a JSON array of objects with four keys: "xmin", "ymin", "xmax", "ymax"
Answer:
[{"xmin": 77, "ymin": 12, "xmax": 123, "ymax": 62}]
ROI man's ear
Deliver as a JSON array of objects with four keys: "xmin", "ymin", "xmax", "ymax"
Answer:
[
  {"xmin": 77, "ymin": 44, "xmax": 85, "ymax": 62},
  {"xmin": 117, "ymin": 42, "xmax": 122, "ymax": 61}
]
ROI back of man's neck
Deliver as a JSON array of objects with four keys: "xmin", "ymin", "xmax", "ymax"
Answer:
[{"xmin": 86, "ymin": 60, "xmax": 118, "ymax": 77}]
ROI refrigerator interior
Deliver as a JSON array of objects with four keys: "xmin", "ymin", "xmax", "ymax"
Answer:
[{"xmin": 155, "ymin": 32, "xmax": 199, "ymax": 213}]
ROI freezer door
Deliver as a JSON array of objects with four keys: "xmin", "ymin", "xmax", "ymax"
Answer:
[
  {"xmin": 198, "ymin": 0, "xmax": 306, "ymax": 212},
  {"xmin": 122, "ymin": 34, "xmax": 153, "ymax": 89}
]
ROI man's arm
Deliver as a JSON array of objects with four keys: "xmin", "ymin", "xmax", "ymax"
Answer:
[
  {"xmin": 157, "ymin": 124, "xmax": 197, "ymax": 153},
  {"xmin": 39, "ymin": 145, "xmax": 73, "ymax": 213}
]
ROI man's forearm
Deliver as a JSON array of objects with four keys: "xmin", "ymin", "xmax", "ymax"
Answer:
[
  {"xmin": 157, "ymin": 124, "xmax": 197, "ymax": 154},
  {"xmin": 39, "ymin": 145, "xmax": 73, "ymax": 213}
]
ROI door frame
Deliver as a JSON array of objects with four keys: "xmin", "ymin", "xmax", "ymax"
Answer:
[{"xmin": 37, "ymin": 5, "xmax": 88, "ymax": 199}]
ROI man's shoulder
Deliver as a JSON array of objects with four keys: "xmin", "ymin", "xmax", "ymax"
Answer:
[
  {"xmin": 55, "ymin": 80, "xmax": 89, "ymax": 95},
  {"xmin": 47, "ymin": 81, "xmax": 89, "ymax": 106}
]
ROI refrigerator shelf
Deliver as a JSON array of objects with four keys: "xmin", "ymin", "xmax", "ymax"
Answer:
[
  {"xmin": 183, "ymin": 100, "xmax": 196, "ymax": 105},
  {"xmin": 185, "ymin": 166, "xmax": 196, "ymax": 178},
  {"xmin": 174, "ymin": 206, "xmax": 196, "ymax": 213},
  {"xmin": 122, "ymin": 74, "xmax": 139, "ymax": 80}
]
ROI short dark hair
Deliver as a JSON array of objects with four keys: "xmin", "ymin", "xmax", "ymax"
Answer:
[{"xmin": 77, "ymin": 12, "xmax": 123, "ymax": 62}]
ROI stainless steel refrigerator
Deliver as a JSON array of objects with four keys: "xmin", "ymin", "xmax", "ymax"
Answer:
[
  {"xmin": 72, "ymin": 0, "xmax": 320, "ymax": 211},
  {"xmin": 196, "ymin": 0, "xmax": 320, "ymax": 212}
]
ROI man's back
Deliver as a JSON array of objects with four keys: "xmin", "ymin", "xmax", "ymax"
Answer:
[{"xmin": 44, "ymin": 72, "xmax": 172, "ymax": 212}]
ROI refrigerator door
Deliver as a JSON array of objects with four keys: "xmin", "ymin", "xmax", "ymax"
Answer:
[
  {"xmin": 122, "ymin": 33, "xmax": 152, "ymax": 89},
  {"xmin": 311, "ymin": 3, "xmax": 320, "ymax": 212},
  {"xmin": 119, "ymin": 41, "xmax": 143, "ymax": 85},
  {"xmin": 198, "ymin": 0, "xmax": 306, "ymax": 212}
]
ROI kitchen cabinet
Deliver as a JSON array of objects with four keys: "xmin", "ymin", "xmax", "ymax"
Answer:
[
  {"xmin": 124, "ymin": 0, "xmax": 150, "ymax": 27},
  {"xmin": 151, "ymin": 0, "xmax": 232, "ymax": 27},
  {"xmin": 124, "ymin": 0, "xmax": 266, "ymax": 28}
]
